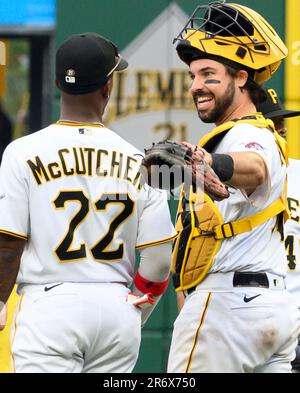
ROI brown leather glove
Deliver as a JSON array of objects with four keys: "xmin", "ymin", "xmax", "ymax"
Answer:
[{"xmin": 141, "ymin": 140, "xmax": 230, "ymax": 201}]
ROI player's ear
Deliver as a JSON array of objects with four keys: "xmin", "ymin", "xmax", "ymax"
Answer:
[
  {"xmin": 101, "ymin": 76, "xmax": 113, "ymax": 99},
  {"xmin": 236, "ymin": 70, "xmax": 248, "ymax": 89}
]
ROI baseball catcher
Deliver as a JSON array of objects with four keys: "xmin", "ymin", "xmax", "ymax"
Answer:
[
  {"xmin": 166, "ymin": 0, "xmax": 296, "ymax": 375},
  {"xmin": 141, "ymin": 140, "xmax": 230, "ymax": 201}
]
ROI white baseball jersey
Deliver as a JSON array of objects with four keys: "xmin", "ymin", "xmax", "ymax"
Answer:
[
  {"xmin": 285, "ymin": 158, "xmax": 300, "ymax": 307},
  {"xmin": 168, "ymin": 123, "xmax": 300, "ymax": 373},
  {"xmin": 209, "ymin": 123, "xmax": 286, "ymax": 276},
  {"xmin": 0, "ymin": 122, "xmax": 176, "ymax": 286}
]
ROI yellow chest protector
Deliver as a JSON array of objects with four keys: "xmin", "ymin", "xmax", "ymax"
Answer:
[{"xmin": 171, "ymin": 114, "xmax": 289, "ymax": 292}]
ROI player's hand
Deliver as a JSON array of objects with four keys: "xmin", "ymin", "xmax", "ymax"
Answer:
[
  {"xmin": 0, "ymin": 303, "xmax": 7, "ymax": 330},
  {"xmin": 181, "ymin": 141, "xmax": 213, "ymax": 166},
  {"xmin": 126, "ymin": 292, "xmax": 155, "ymax": 309}
]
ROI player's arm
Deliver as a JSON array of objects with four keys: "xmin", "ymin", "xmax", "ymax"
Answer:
[
  {"xmin": 0, "ymin": 233, "xmax": 25, "ymax": 313},
  {"xmin": 202, "ymin": 149, "xmax": 267, "ymax": 188},
  {"xmin": 184, "ymin": 142, "xmax": 268, "ymax": 193},
  {"xmin": 176, "ymin": 291, "xmax": 185, "ymax": 312},
  {"xmin": 133, "ymin": 241, "xmax": 172, "ymax": 327},
  {"xmin": 224, "ymin": 152, "xmax": 268, "ymax": 190}
]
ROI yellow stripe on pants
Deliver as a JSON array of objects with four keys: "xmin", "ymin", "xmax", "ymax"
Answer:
[{"xmin": 0, "ymin": 286, "xmax": 19, "ymax": 373}]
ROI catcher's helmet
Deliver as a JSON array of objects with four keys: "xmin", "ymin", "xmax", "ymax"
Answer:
[{"xmin": 174, "ymin": 1, "xmax": 287, "ymax": 84}]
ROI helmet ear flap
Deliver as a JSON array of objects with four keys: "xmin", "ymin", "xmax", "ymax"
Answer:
[{"xmin": 254, "ymin": 61, "xmax": 282, "ymax": 86}]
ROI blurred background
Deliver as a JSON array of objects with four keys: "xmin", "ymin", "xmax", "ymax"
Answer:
[{"xmin": 0, "ymin": 0, "xmax": 299, "ymax": 372}]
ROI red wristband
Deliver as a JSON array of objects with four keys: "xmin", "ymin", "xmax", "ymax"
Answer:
[{"xmin": 134, "ymin": 271, "xmax": 170, "ymax": 297}]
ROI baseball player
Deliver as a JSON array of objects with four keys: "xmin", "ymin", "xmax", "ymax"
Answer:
[
  {"xmin": 257, "ymin": 87, "xmax": 300, "ymax": 372},
  {"xmin": 0, "ymin": 32, "xmax": 176, "ymax": 373},
  {"xmin": 167, "ymin": 2, "xmax": 300, "ymax": 373}
]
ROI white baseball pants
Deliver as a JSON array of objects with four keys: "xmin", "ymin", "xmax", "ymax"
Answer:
[
  {"xmin": 168, "ymin": 272, "xmax": 300, "ymax": 373},
  {"xmin": 10, "ymin": 282, "xmax": 141, "ymax": 373}
]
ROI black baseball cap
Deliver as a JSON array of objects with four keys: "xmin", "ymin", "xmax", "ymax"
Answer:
[
  {"xmin": 56, "ymin": 32, "xmax": 128, "ymax": 95},
  {"xmin": 257, "ymin": 87, "xmax": 300, "ymax": 119}
]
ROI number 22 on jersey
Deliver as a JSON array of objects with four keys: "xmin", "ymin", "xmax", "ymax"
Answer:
[{"xmin": 52, "ymin": 190, "xmax": 134, "ymax": 262}]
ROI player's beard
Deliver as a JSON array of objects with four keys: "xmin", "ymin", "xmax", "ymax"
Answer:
[{"xmin": 193, "ymin": 79, "xmax": 235, "ymax": 124}]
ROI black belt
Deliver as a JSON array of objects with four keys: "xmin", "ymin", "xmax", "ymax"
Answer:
[{"xmin": 186, "ymin": 272, "xmax": 269, "ymax": 296}]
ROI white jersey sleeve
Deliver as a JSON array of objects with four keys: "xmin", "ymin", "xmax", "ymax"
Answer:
[
  {"xmin": 217, "ymin": 123, "xmax": 282, "ymax": 207},
  {"xmin": 136, "ymin": 187, "xmax": 176, "ymax": 249},
  {"xmin": 0, "ymin": 144, "xmax": 29, "ymax": 239}
]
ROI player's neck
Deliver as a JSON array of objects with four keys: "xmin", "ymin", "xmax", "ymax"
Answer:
[
  {"xmin": 59, "ymin": 106, "xmax": 104, "ymax": 125},
  {"xmin": 216, "ymin": 98, "xmax": 257, "ymax": 126},
  {"xmin": 59, "ymin": 113, "xmax": 103, "ymax": 125},
  {"xmin": 59, "ymin": 93, "xmax": 106, "ymax": 125}
]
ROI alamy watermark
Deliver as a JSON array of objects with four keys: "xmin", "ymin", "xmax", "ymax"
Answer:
[
  {"xmin": 92, "ymin": 163, "xmax": 206, "ymax": 207},
  {"xmin": 139, "ymin": 163, "xmax": 206, "ymax": 205}
]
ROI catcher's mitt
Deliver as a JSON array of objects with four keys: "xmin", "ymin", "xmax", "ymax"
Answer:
[{"xmin": 141, "ymin": 140, "xmax": 229, "ymax": 201}]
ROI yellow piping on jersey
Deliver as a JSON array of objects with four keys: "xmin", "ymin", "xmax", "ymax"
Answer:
[
  {"xmin": 10, "ymin": 292, "xmax": 24, "ymax": 373},
  {"xmin": 0, "ymin": 229, "xmax": 28, "ymax": 240},
  {"xmin": 55, "ymin": 121, "xmax": 105, "ymax": 128},
  {"xmin": 136, "ymin": 233, "xmax": 177, "ymax": 250},
  {"xmin": 185, "ymin": 292, "xmax": 212, "ymax": 373}
]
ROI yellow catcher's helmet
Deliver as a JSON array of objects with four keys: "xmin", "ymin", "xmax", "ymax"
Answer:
[{"xmin": 174, "ymin": 1, "xmax": 287, "ymax": 85}]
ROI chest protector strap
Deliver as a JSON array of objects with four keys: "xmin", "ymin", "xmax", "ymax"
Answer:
[{"xmin": 172, "ymin": 114, "xmax": 289, "ymax": 292}]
